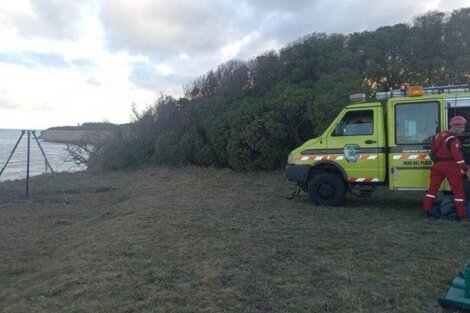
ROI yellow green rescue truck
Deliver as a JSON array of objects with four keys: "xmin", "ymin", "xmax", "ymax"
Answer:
[{"xmin": 286, "ymin": 84, "xmax": 470, "ymax": 206}]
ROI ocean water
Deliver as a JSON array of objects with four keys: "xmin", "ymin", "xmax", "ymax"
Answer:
[{"xmin": 0, "ymin": 129, "xmax": 86, "ymax": 182}]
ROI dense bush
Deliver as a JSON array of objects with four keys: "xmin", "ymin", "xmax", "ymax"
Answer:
[{"xmin": 154, "ymin": 131, "xmax": 202, "ymax": 166}]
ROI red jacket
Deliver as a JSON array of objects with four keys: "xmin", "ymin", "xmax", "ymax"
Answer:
[{"xmin": 431, "ymin": 130, "xmax": 467, "ymax": 172}]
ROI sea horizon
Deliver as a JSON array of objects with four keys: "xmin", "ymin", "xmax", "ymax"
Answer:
[{"xmin": 0, "ymin": 129, "xmax": 86, "ymax": 182}]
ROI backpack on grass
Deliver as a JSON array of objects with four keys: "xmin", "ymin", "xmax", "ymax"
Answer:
[{"xmin": 429, "ymin": 195, "xmax": 455, "ymax": 219}]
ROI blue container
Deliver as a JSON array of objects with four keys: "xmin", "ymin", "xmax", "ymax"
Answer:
[{"xmin": 465, "ymin": 261, "xmax": 470, "ymax": 298}]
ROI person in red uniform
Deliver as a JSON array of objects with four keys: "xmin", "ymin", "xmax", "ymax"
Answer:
[{"xmin": 423, "ymin": 115, "xmax": 470, "ymax": 220}]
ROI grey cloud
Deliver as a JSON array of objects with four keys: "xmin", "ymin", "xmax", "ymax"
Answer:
[
  {"xmin": 253, "ymin": 0, "xmax": 320, "ymax": 11},
  {"xmin": 129, "ymin": 61, "xmax": 193, "ymax": 93},
  {"xmin": 233, "ymin": 0, "xmax": 435, "ymax": 59},
  {"xmin": 100, "ymin": 0, "xmax": 257, "ymax": 58},
  {"xmin": 129, "ymin": 62, "xmax": 181, "ymax": 91},
  {"xmin": 0, "ymin": 51, "xmax": 68, "ymax": 68},
  {"xmin": 283, "ymin": 1, "xmax": 423, "ymax": 33},
  {"xmin": 129, "ymin": 63, "xmax": 157, "ymax": 90},
  {"xmin": 2, "ymin": 0, "xmax": 86, "ymax": 39}
]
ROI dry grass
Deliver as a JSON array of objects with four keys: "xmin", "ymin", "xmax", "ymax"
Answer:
[{"xmin": 0, "ymin": 166, "xmax": 469, "ymax": 312}]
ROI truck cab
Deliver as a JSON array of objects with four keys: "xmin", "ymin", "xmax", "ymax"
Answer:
[{"xmin": 286, "ymin": 85, "xmax": 470, "ymax": 206}]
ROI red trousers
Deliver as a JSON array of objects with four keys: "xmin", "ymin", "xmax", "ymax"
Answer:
[{"xmin": 422, "ymin": 161, "xmax": 466, "ymax": 218}]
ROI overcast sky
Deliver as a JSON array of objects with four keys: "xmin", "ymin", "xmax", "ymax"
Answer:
[{"xmin": 1, "ymin": 0, "xmax": 469, "ymax": 129}]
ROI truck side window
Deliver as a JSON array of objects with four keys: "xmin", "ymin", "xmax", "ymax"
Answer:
[
  {"xmin": 395, "ymin": 101, "xmax": 439, "ymax": 145},
  {"xmin": 333, "ymin": 110, "xmax": 373, "ymax": 136}
]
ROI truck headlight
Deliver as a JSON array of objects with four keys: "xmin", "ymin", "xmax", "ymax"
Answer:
[{"xmin": 287, "ymin": 154, "xmax": 294, "ymax": 164}]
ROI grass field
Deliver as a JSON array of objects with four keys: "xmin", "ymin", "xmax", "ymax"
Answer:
[{"xmin": 0, "ymin": 166, "xmax": 469, "ymax": 312}]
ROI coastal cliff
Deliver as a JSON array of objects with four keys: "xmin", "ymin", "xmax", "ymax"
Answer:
[{"xmin": 40, "ymin": 122, "xmax": 128, "ymax": 144}]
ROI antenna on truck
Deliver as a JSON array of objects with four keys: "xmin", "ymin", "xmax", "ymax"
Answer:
[{"xmin": 0, "ymin": 130, "xmax": 68, "ymax": 203}]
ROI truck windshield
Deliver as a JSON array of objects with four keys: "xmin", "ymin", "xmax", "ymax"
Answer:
[{"xmin": 395, "ymin": 101, "xmax": 439, "ymax": 145}]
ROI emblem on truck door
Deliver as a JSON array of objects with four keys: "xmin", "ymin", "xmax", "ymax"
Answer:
[{"xmin": 344, "ymin": 144, "xmax": 360, "ymax": 163}]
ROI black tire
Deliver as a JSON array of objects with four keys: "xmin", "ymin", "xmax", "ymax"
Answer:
[{"xmin": 308, "ymin": 173, "xmax": 346, "ymax": 206}]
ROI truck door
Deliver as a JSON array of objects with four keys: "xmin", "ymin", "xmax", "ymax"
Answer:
[
  {"xmin": 389, "ymin": 100, "xmax": 441, "ymax": 189},
  {"xmin": 327, "ymin": 105, "xmax": 385, "ymax": 183}
]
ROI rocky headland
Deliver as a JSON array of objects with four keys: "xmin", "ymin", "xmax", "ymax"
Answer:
[{"xmin": 39, "ymin": 122, "xmax": 129, "ymax": 144}]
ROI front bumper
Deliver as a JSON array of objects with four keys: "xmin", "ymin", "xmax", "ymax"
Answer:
[{"xmin": 285, "ymin": 164, "xmax": 311, "ymax": 183}]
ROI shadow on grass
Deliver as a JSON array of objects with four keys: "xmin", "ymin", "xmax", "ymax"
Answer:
[{"xmin": 290, "ymin": 191, "xmax": 424, "ymax": 212}]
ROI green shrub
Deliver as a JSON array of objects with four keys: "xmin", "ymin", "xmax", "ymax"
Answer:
[
  {"xmin": 193, "ymin": 145, "xmax": 216, "ymax": 167},
  {"xmin": 89, "ymin": 138, "xmax": 155, "ymax": 171},
  {"xmin": 154, "ymin": 131, "xmax": 201, "ymax": 166}
]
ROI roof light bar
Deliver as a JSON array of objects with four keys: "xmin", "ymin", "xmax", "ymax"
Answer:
[
  {"xmin": 374, "ymin": 84, "xmax": 470, "ymax": 100},
  {"xmin": 408, "ymin": 86, "xmax": 423, "ymax": 97}
]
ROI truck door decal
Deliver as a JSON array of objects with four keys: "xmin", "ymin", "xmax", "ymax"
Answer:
[{"xmin": 344, "ymin": 144, "xmax": 360, "ymax": 163}]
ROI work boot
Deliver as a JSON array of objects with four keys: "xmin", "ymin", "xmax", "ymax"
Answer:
[{"xmin": 422, "ymin": 211, "xmax": 433, "ymax": 218}]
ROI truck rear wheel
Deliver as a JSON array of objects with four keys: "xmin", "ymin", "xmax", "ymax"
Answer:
[{"xmin": 308, "ymin": 173, "xmax": 346, "ymax": 206}]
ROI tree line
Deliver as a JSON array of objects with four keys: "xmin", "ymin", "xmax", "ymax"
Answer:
[{"xmin": 89, "ymin": 8, "xmax": 470, "ymax": 171}]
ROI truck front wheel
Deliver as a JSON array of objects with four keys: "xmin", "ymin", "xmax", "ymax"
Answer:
[{"xmin": 308, "ymin": 173, "xmax": 346, "ymax": 206}]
